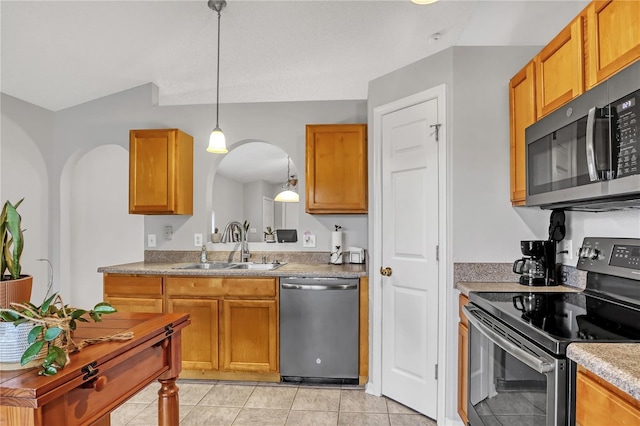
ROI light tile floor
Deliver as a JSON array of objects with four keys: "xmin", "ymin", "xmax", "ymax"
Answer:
[{"xmin": 111, "ymin": 380, "xmax": 438, "ymax": 426}]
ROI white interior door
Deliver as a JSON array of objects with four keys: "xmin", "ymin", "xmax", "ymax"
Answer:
[{"xmin": 381, "ymin": 97, "xmax": 440, "ymax": 418}]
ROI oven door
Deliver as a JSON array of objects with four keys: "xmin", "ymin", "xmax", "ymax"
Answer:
[{"xmin": 463, "ymin": 305, "xmax": 567, "ymax": 426}]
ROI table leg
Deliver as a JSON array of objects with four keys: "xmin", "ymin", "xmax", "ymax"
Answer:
[{"xmin": 157, "ymin": 377, "xmax": 179, "ymax": 426}]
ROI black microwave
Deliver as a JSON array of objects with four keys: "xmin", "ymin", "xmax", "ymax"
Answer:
[{"xmin": 525, "ymin": 60, "xmax": 640, "ymax": 211}]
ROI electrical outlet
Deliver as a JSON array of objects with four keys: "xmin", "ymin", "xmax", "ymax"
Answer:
[
  {"xmin": 303, "ymin": 234, "xmax": 316, "ymax": 248},
  {"xmin": 164, "ymin": 225, "xmax": 173, "ymax": 240},
  {"xmin": 194, "ymin": 233, "xmax": 203, "ymax": 247},
  {"xmin": 147, "ymin": 234, "xmax": 157, "ymax": 248},
  {"xmin": 562, "ymin": 240, "xmax": 573, "ymax": 260},
  {"xmin": 249, "ymin": 227, "xmax": 257, "ymax": 234}
]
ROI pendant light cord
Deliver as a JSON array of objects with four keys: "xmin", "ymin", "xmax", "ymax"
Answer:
[{"xmin": 215, "ymin": 8, "xmax": 221, "ymax": 128}]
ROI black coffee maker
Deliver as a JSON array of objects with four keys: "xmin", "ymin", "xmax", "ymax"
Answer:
[
  {"xmin": 513, "ymin": 240, "xmax": 554, "ymax": 286},
  {"xmin": 513, "ymin": 210, "xmax": 564, "ymax": 286}
]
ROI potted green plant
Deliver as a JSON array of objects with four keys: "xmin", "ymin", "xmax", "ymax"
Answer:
[
  {"xmin": 264, "ymin": 227, "xmax": 276, "ymax": 243},
  {"xmin": 0, "ymin": 292, "xmax": 118, "ymax": 375},
  {"xmin": 211, "ymin": 227, "xmax": 222, "ymax": 243},
  {"xmin": 0, "ymin": 199, "xmax": 32, "ymax": 309}
]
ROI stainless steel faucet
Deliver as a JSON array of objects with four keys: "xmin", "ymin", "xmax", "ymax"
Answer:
[
  {"xmin": 200, "ymin": 245, "xmax": 207, "ymax": 263},
  {"xmin": 221, "ymin": 220, "xmax": 251, "ymax": 262}
]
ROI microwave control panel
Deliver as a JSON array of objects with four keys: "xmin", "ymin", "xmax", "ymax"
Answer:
[{"xmin": 614, "ymin": 89, "xmax": 639, "ymax": 178}]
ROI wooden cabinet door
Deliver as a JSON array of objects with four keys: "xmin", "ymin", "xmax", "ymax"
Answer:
[
  {"xmin": 167, "ymin": 298, "xmax": 219, "ymax": 371},
  {"xmin": 305, "ymin": 124, "xmax": 368, "ymax": 214},
  {"xmin": 457, "ymin": 294, "xmax": 469, "ymax": 424},
  {"xmin": 221, "ymin": 299, "xmax": 277, "ymax": 373},
  {"xmin": 129, "ymin": 129, "xmax": 193, "ymax": 215},
  {"xmin": 104, "ymin": 296, "xmax": 163, "ymax": 313},
  {"xmin": 509, "ymin": 61, "xmax": 536, "ymax": 206},
  {"xmin": 586, "ymin": 0, "xmax": 640, "ymax": 89},
  {"xmin": 535, "ymin": 16, "xmax": 585, "ymax": 118},
  {"xmin": 576, "ymin": 366, "xmax": 640, "ymax": 426}
]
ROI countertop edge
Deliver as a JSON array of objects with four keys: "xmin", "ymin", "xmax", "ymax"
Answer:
[
  {"xmin": 455, "ymin": 281, "xmax": 581, "ymax": 296},
  {"xmin": 567, "ymin": 343, "xmax": 640, "ymax": 401},
  {"xmin": 98, "ymin": 262, "xmax": 367, "ymax": 278}
]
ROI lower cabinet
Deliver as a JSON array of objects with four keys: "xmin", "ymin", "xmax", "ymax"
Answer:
[
  {"xmin": 221, "ymin": 299, "xmax": 277, "ymax": 373},
  {"xmin": 576, "ymin": 365, "xmax": 640, "ymax": 426},
  {"xmin": 458, "ymin": 294, "xmax": 469, "ymax": 425},
  {"xmin": 167, "ymin": 298, "xmax": 219, "ymax": 371},
  {"xmin": 165, "ymin": 276, "xmax": 278, "ymax": 380}
]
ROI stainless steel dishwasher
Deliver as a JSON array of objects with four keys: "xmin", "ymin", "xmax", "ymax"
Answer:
[{"xmin": 280, "ymin": 277, "xmax": 359, "ymax": 383}]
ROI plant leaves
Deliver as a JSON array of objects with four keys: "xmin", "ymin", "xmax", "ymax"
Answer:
[
  {"xmin": 43, "ymin": 327, "xmax": 62, "ymax": 341},
  {"xmin": 21, "ymin": 340, "xmax": 44, "ymax": 365},
  {"xmin": 42, "ymin": 365, "xmax": 58, "ymax": 376},
  {"xmin": 43, "ymin": 350, "xmax": 57, "ymax": 366},
  {"xmin": 27, "ymin": 325, "xmax": 43, "ymax": 344},
  {"xmin": 40, "ymin": 293, "xmax": 57, "ymax": 314},
  {"xmin": 51, "ymin": 346, "xmax": 67, "ymax": 367},
  {"xmin": 93, "ymin": 304, "xmax": 116, "ymax": 314},
  {"xmin": 89, "ymin": 312, "xmax": 101, "ymax": 322},
  {"xmin": 0, "ymin": 311, "xmax": 19, "ymax": 322},
  {"xmin": 70, "ymin": 309, "xmax": 87, "ymax": 319}
]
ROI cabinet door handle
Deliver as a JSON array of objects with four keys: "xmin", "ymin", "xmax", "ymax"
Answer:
[{"xmin": 380, "ymin": 267, "xmax": 392, "ymax": 277}]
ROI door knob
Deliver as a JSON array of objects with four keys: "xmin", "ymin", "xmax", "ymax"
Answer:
[{"xmin": 380, "ymin": 267, "xmax": 392, "ymax": 276}]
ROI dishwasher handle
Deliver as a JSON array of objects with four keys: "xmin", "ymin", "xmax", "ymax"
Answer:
[{"xmin": 281, "ymin": 282, "xmax": 358, "ymax": 290}]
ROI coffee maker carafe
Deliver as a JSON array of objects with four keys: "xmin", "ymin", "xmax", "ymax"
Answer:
[{"xmin": 513, "ymin": 240, "xmax": 554, "ymax": 286}]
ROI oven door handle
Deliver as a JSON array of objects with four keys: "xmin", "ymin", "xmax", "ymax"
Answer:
[{"xmin": 462, "ymin": 305, "xmax": 555, "ymax": 374}]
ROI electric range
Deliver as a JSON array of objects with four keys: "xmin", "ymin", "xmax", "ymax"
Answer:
[{"xmin": 464, "ymin": 237, "xmax": 640, "ymax": 426}]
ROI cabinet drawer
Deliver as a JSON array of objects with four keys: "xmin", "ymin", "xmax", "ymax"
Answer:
[
  {"xmin": 103, "ymin": 275, "xmax": 163, "ymax": 297},
  {"xmin": 166, "ymin": 277, "xmax": 276, "ymax": 297}
]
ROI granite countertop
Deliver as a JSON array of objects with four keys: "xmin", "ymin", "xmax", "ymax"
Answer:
[
  {"xmin": 456, "ymin": 280, "xmax": 640, "ymax": 401},
  {"xmin": 567, "ymin": 343, "xmax": 640, "ymax": 401},
  {"xmin": 456, "ymin": 281, "xmax": 582, "ymax": 296},
  {"xmin": 97, "ymin": 261, "xmax": 367, "ymax": 278}
]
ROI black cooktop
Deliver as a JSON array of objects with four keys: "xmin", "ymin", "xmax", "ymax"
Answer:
[{"xmin": 470, "ymin": 290, "xmax": 640, "ymax": 355}]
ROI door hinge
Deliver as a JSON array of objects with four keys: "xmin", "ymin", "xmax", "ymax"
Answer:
[
  {"xmin": 430, "ymin": 123, "xmax": 442, "ymax": 142},
  {"xmin": 436, "ymin": 245, "xmax": 439, "ymax": 261},
  {"xmin": 435, "ymin": 364, "xmax": 438, "ymax": 380}
]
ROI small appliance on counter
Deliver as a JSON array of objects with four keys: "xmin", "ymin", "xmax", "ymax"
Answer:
[
  {"xmin": 348, "ymin": 247, "xmax": 365, "ymax": 264},
  {"xmin": 513, "ymin": 240, "xmax": 554, "ymax": 286}
]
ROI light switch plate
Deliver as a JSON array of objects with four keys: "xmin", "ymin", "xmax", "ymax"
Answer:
[
  {"xmin": 303, "ymin": 234, "xmax": 316, "ymax": 248},
  {"xmin": 147, "ymin": 234, "xmax": 157, "ymax": 248}
]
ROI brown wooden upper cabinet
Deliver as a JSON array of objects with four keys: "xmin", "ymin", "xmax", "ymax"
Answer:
[
  {"xmin": 129, "ymin": 129, "xmax": 193, "ymax": 215},
  {"xmin": 586, "ymin": 0, "xmax": 640, "ymax": 89},
  {"xmin": 509, "ymin": 61, "xmax": 536, "ymax": 206},
  {"xmin": 305, "ymin": 124, "xmax": 368, "ymax": 214},
  {"xmin": 534, "ymin": 15, "xmax": 585, "ymax": 118}
]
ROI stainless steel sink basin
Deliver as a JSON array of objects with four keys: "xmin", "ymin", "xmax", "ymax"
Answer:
[
  {"xmin": 173, "ymin": 262, "xmax": 235, "ymax": 270},
  {"xmin": 227, "ymin": 262, "xmax": 285, "ymax": 270}
]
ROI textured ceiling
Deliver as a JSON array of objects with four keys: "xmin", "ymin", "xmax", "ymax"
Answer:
[{"xmin": 1, "ymin": 0, "xmax": 589, "ymax": 112}]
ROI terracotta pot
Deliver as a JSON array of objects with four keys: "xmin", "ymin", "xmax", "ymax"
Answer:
[{"xmin": 0, "ymin": 275, "xmax": 33, "ymax": 309}]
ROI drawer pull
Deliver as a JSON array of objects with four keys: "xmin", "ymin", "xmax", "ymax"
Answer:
[{"xmin": 81, "ymin": 376, "xmax": 108, "ymax": 392}]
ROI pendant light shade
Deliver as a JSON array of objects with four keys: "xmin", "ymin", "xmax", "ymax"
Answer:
[
  {"xmin": 411, "ymin": 0, "xmax": 438, "ymax": 4},
  {"xmin": 207, "ymin": 126, "xmax": 227, "ymax": 153},
  {"xmin": 275, "ymin": 156, "xmax": 299, "ymax": 203},
  {"xmin": 207, "ymin": 0, "xmax": 227, "ymax": 154}
]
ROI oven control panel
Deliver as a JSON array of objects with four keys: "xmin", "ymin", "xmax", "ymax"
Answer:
[{"xmin": 577, "ymin": 237, "xmax": 640, "ymax": 280}]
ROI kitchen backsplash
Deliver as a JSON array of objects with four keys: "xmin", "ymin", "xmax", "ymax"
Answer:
[
  {"xmin": 454, "ymin": 262, "xmax": 586, "ymax": 290},
  {"xmin": 144, "ymin": 250, "xmax": 365, "ymax": 265}
]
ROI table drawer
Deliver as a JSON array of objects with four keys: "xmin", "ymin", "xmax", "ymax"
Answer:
[
  {"xmin": 42, "ymin": 343, "xmax": 167, "ymax": 425},
  {"xmin": 166, "ymin": 277, "xmax": 276, "ymax": 297}
]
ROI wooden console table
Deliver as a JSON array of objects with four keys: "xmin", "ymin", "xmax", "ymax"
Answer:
[{"xmin": 0, "ymin": 312, "xmax": 190, "ymax": 426}]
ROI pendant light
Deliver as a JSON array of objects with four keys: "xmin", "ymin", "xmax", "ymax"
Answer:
[
  {"xmin": 411, "ymin": 0, "xmax": 438, "ymax": 4},
  {"xmin": 274, "ymin": 157, "xmax": 299, "ymax": 203},
  {"xmin": 206, "ymin": 0, "xmax": 228, "ymax": 154}
]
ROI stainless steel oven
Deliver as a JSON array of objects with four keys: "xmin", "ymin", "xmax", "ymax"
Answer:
[
  {"xmin": 463, "ymin": 238, "xmax": 640, "ymax": 426},
  {"xmin": 464, "ymin": 303, "xmax": 567, "ymax": 426}
]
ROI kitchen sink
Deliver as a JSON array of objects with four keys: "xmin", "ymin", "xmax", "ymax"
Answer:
[
  {"xmin": 227, "ymin": 262, "xmax": 285, "ymax": 270},
  {"xmin": 173, "ymin": 262, "xmax": 285, "ymax": 270},
  {"xmin": 173, "ymin": 262, "xmax": 236, "ymax": 270}
]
